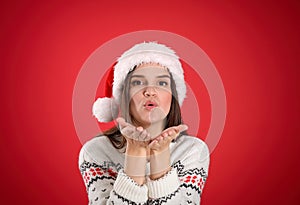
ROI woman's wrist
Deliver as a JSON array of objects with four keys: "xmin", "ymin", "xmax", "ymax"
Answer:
[
  {"xmin": 124, "ymin": 145, "xmax": 148, "ymax": 185},
  {"xmin": 150, "ymin": 146, "xmax": 170, "ymax": 156},
  {"xmin": 149, "ymin": 147, "xmax": 171, "ymax": 180},
  {"xmin": 126, "ymin": 145, "xmax": 147, "ymax": 156}
]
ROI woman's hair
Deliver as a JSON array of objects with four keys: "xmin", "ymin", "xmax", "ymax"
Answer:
[{"xmin": 101, "ymin": 66, "xmax": 185, "ymax": 149}]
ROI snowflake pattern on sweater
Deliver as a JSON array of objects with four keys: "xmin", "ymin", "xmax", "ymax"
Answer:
[{"xmin": 79, "ymin": 135, "xmax": 210, "ymax": 205}]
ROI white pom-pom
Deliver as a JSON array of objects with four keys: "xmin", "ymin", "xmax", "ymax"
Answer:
[{"xmin": 92, "ymin": 97, "xmax": 119, "ymax": 122}]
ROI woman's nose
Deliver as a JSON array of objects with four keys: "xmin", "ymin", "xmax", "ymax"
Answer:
[{"xmin": 143, "ymin": 86, "xmax": 157, "ymax": 97}]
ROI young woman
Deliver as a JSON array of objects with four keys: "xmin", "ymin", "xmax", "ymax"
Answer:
[{"xmin": 79, "ymin": 42, "xmax": 210, "ymax": 204}]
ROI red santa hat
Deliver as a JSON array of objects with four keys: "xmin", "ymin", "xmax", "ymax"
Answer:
[{"xmin": 92, "ymin": 42, "xmax": 186, "ymax": 122}]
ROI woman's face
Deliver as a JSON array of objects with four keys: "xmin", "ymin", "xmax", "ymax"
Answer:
[{"xmin": 129, "ymin": 63, "xmax": 172, "ymax": 127}]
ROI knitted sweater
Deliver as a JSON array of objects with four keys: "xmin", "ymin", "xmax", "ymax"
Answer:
[{"xmin": 78, "ymin": 135, "xmax": 210, "ymax": 205}]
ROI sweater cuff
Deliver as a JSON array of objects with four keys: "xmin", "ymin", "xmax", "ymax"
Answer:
[
  {"xmin": 114, "ymin": 169, "xmax": 148, "ymax": 203},
  {"xmin": 146, "ymin": 168, "xmax": 180, "ymax": 199}
]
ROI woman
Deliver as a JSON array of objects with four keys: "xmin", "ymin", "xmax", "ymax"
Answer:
[{"xmin": 79, "ymin": 42, "xmax": 210, "ymax": 204}]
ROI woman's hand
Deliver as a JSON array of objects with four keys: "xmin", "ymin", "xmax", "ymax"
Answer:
[
  {"xmin": 117, "ymin": 117, "xmax": 150, "ymax": 145},
  {"xmin": 149, "ymin": 124, "xmax": 188, "ymax": 153}
]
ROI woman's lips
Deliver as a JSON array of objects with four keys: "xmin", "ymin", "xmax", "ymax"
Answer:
[{"xmin": 144, "ymin": 101, "xmax": 158, "ymax": 110}]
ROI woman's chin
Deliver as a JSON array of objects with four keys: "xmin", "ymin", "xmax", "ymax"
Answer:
[{"xmin": 133, "ymin": 107, "xmax": 167, "ymax": 127}]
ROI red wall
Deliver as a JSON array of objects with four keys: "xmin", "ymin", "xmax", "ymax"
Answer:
[{"xmin": 0, "ymin": 1, "xmax": 299, "ymax": 204}]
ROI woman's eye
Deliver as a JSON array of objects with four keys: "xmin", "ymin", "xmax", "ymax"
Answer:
[
  {"xmin": 131, "ymin": 80, "xmax": 143, "ymax": 86},
  {"xmin": 158, "ymin": 81, "xmax": 168, "ymax": 86}
]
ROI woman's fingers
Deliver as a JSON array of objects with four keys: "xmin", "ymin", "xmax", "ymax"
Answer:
[
  {"xmin": 164, "ymin": 124, "xmax": 188, "ymax": 139},
  {"xmin": 121, "ymin": 126, "xmax": 135, "ymax": 137},
  {"xmin": 149, "ymin": 124, "xmax": 188, "ymax": 151},
  {"xmin": 131, "ymin": 127, "xmax": 141, "ymax": 139},
  {"xmin": 116, "ymin": 117, "xmax": 129, "ymax": 130},
  {"xmin": 149, "ymin": 135, "xmax": 169, "ymax": 149},
  {"xmin": 117, "ymin": 118, "xmax": 150, "ymax": 142},
  {"xmin": 149, "ymin": 139, "xmax": 159, "ymax": 149},
  {"xmin": 162, "ymin": 132, "xmax": 168, "ymax": 138},
  {"xmin": 140, "ymin": 129, "xmax": 150, "ymax": 142},
  {"xmin": 176, "ymin": 124, "xmax": 188, "ymax": 133},
  {"xmin": 166, "ymin": 124, "xmax": 188, "ymax": 134}
]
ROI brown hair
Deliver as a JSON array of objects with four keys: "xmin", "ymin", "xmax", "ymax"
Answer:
[{"xmin": 101, "ymin": 67, "xmax": 185, "ymax": 149}]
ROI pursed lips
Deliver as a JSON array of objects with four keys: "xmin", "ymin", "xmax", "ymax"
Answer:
[{"xmin": 143, "ymin": 100, "xmax": 158, "ymax": 110}]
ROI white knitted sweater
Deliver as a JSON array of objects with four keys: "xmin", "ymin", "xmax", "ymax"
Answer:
[{"xmin": 78, "ymin": 135, "xmax": 210, "ymax": 205}]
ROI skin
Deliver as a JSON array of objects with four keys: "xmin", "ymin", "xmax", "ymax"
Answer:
[{"xmin": 117, "ymin": 63, "xmax": 188, "ymax": 185}]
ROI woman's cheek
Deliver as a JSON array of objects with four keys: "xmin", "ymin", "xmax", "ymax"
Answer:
[
  {"xmin": 130, "ymin": 86, "xmax": 145, "ymax": 98},
  {"xmin": 160, "ymin": 91, "xmax": 172, "ymax": 112}
]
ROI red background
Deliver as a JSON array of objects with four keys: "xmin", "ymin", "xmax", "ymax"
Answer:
[{"xmin": 1, "ymin": 0, "xmax": 299, "ymax": 204}]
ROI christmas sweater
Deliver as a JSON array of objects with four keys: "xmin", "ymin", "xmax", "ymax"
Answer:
[{"xmin": 78, "ymin": 135, "xmax": 210, "ymax": 205}]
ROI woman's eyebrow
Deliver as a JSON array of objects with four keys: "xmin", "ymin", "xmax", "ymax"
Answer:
[
  {"xmin": 157, "ymin": 75, "xmax": 170, "ymax": 78},
  {"xmin": 131, "ymin": 75, "xmax": 145, "ymax": 78}
]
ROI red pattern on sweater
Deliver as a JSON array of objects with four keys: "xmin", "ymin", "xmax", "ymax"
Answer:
[
  {"xmin": 83, "ymin": 166, "xmax": 118, "ymax": 186},
  {"xmin": 180, "ymin": 174, "xmax": 205, "ymax": 191}
]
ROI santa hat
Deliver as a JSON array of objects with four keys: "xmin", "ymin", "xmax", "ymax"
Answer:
[{"xmin": 92, "ymin": 42, "xmax": 186, "ymax": 122}]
